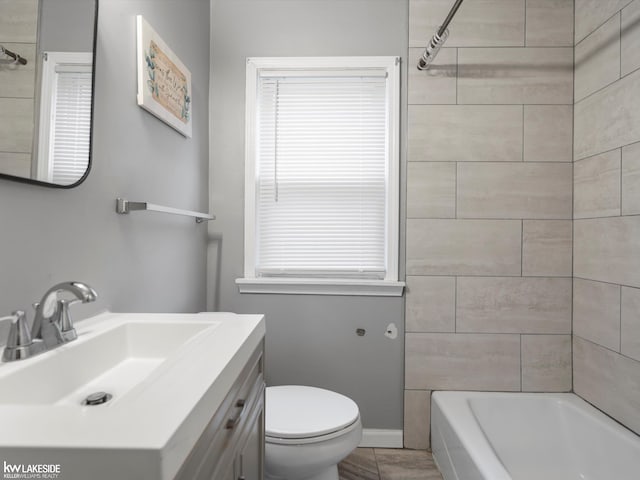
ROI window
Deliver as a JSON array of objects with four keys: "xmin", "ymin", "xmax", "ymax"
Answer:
[
  {"xmin": 238, "ymin": 57, "xmax": 403, "ymax": 296},
  {"xmin": 36, "ymin": 52, "xmax": 92, "ymax": 185}
]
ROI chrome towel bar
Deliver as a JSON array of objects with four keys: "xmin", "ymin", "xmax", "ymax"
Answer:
[{"xmin": 115, "ymin": 198, "xmax": 215, "ymax": 223}]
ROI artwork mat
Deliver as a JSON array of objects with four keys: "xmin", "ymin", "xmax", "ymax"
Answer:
[{"xmin": 136, "ymin": 15, "xmax": 192, "ymax": 138}]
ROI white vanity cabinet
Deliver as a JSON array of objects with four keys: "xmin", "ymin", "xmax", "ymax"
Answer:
[{"xmin": 176, "ymin": 342, "xmax": 265, "ymax": 480}]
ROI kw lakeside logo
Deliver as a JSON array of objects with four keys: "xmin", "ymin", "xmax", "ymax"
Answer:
[{"xmin": 3, "ymin": 461, "xmax": 61, "ymax": 479}]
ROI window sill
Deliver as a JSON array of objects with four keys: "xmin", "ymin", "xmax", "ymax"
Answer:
[{"xmin": 235, "ymin": 278, "xmax": 405, "ymax": 297}]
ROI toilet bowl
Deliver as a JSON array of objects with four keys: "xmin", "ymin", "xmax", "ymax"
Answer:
[{"xmin": 265, "ymin": 385, "xmax": 362, "ymax": 480}]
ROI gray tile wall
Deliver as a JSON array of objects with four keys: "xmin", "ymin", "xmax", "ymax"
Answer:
[
  {"xmin": 405, "ymin": 0, "xmax": 574, "ymax": 449},
  {"xmin": 574, "ymin": 0, "xmax": 640, "ymax": 437},
  {"xmin": 0, "ymin": 0, "xmax": 38, "ymax": 177}
]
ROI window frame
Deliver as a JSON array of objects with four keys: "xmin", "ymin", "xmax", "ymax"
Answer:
[
  {"xmin": 238, "ymin": 56, "xmax": 403, "ymax": 296},
  {"xmin": 36, "ymin": 51, "xmax": 93, "ymax": 184}
]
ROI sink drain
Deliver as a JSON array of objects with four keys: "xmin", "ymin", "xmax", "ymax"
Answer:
[{"xmin": 82, "ymin": 391, "xmax": 113, "ymax": 406}]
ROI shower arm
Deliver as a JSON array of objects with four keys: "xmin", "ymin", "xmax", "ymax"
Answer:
[{"xmin": 417, "ymin": 0, "xmax": 465, "ymax": 70}]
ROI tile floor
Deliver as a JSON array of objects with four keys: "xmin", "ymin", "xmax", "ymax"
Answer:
[{"xmin": 338, "ymin": 448, "xmax": 443, "ymax": 480}]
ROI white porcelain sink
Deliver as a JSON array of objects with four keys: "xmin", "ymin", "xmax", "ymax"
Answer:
[
  {"xmin": 0, "ymin": 319, "xmax": 219, "ymax": 405},
  {"xmin": 0, "ymin": 311, "xmax": 265, "ymax": 480}
]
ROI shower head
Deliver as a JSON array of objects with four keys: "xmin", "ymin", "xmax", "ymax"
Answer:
[{"xmin": 417, "ymin": 29, "xmax": 449, "ymax": 70}]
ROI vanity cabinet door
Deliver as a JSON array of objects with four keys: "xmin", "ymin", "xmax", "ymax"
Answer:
[
  {"xmin": 175, "ymin": 342, "xmax": 265, "ymax": 480},
  {"xmin": 236, "ymin": 393, "xmax": 264, "ymax": 480}
]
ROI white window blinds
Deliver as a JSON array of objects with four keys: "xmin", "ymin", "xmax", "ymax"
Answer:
[
  {"xmin": 37, "ymin": 52, "xmax": 92, "ymax": 185},
  {"xmin": 255, "ymin": 72, "xmax": 389, "ymax": 279},
  {"xmin": 49, "ymin": 65, "xmax": 92, "ymax": 185}
]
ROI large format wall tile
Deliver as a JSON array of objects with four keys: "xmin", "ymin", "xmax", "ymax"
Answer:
[
  {"xmin": 621, "ymin": 286, "xmax": 640, "ymax": 361},
  {"xmin": 522, "ymin": 334, "xmax": 572, "ymax": 392},
  {"xmin": 408, "ymin": 105, "xmax": 523, "ymax": 162},
  {"xmin": 574, "ymin": 150, "xmax": 622, "ymax": 218},
  {"xmin": 575, "ymin": 13, "xmax": 621, "ymax": 102},
  {"xmin": 404, "ymin": 390, "xmax": 431, "ymax": 449},
  {"xmin": 409, "ymin": 48, "xmax": 457, "ymax": 105},
  {"xmin": 409, "ymin": 0, "xmax": 525, "ymax": 48},
  {"xmin": 406, "ymin": 219, "xmax": 522, "ymax": 276},
  {"xmin": 404, "ymin": 0, "xmax": 579, "ymax": 437},
  {"xmin": 574, "ymin": 336, "xmax": 640, "ymax": 435},
  {"xmin": 575, "ymin": 0, "xmax": 633, "ymax": 43},
  {"xmin": 0, "ymin": 98, "xmax": 33, "ymax": 153},
  {"xmin": 406, "ymin": 333, "xmax": 521, "ymax": 391},
  {"xmin": 574, "ymin": 216, "xmax": 640, "ymax": 288},
  {"xmin": 406, "ymin": 276, "xmax": 455, "ymax": 333},
  {"xmin": 0, "ymin": 0, "xmax": 38, "ymax": 43},
  {"xmin": 525, "ymin": 0, "xmax": 574, "ymax": 46},
  {"xmin": 407, "ymin": 162, "xmax": 456, "ymax": 218},
  {"xmin": 575, "ymin": 68, "xmax": 640, "ymax": 160},
  {"xmin": 457, "ymin": 163, "xmax": 572, "ymax": 219},
  {"xmin": 573, "ymin": 278, "xmax": 621, "ymax": 351},
  {"xmin": 524, "ymin": 105, "xmax": 573, "ymax": 163},
  {"xmin": 0, "ymin": 152, "xmax": 30, "ymax": 178},
  {"xmin": 457, "ymin": 48, "xmax": 573, "ymax": 104},
  {"xmin": 456, "ymin": 277, "xmax": 572, "ymax": 334},
  {"xmin": 622, "ymin": 0, "xmax": 640, "ymax": 76},
  {"xmin": 622, "ymin": 142, "xmax": 640, "ymax": 214},
  {"xmin": 522, "ymin": 220, "xmax": 572, "ymax": 277}
]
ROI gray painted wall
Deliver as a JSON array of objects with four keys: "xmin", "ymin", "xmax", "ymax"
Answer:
[
  {"xmin": 208, "ymin": 0, "xmax": 408, "ymax": 430},
  {"xmin": 39, "ymin": 0, "xmax": 95, "ymax": 52},
  {"xmin": 0, "ymin": 0, "xmax": 210, "ymax": 339}
]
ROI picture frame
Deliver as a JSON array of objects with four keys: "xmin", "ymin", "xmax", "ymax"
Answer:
[{"xmin": 136, "ymin": 15, "xmax": 192, "ymax": 138}]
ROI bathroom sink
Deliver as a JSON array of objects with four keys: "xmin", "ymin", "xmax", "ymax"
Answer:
[
  {"xmin": 0, "ymin": 319, "xmax": 219, "ymax": 405},
  {"xmin": 0, "ymin": 311, "xmax": 265, "ymax": 480}
]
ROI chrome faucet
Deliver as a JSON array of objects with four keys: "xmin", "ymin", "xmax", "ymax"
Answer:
[
  {"xmin": 31, "ymin": 282, "xmax": 97, "ymax": 349},
  {"xmin": 1, "ymin": 281, "xmax": 97, "ymax": 362}
]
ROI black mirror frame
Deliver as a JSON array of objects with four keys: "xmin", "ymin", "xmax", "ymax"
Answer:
[{"xmin": 0, "ymin": 0, "xmax": 99, "ymax": 189}]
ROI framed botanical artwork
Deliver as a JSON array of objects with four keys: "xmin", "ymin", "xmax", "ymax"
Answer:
[{"xmin": 136, "ymin": 15, "xmax": 192, "ymax": 138}]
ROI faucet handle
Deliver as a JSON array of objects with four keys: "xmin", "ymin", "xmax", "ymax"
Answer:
[
  {"xmin": 3, "ymin": 311, "xmax": 32, "ymax": 349},
  {"xmin": 57, "ymin": 300, "xmax": 78, "ymax": 342},
  {"xmin": 2, "ymin": 311, "xmax": 41, "ymax": 362}
]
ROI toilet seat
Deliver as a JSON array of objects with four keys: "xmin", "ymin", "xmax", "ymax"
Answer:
[{"xmin": 265, "ymin": 386, "xmax": 360, "ymax": 444}]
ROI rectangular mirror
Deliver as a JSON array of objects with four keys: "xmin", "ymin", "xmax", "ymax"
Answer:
[{"xmin": 0, "ymin": 0, "xmax": 98, "ymax": 188}]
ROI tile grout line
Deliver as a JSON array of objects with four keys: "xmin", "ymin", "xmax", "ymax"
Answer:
[
  {"xmin": 524, "ymin": 0, "xmax": 528, "ymax": 47},
  {"xmin": 619, "ymin": 286, "xmax": 623, "ymax": 353},
  {"xmin": 522, "ymin": 105, "xmax": 525, "ymax": 162},
  {"xmin": 454, "ymin": 276, "xmax": 457, "ymax": 333},
  {"xmin": 574, "ymin": 275, "xmax": 640, "ymax": 291},
  {"xmin": 620, "ymin": 11, "xmax": 623, "ymax": 79},
  {"xmin": 455, "ymin": 48, "xmax": 459, "ymax": 105},
  {"xmin": 571, "ymin": 0, "xmax": 576, "ymax": 394},
  {"xmin": 372, "ymin": 448, "xmax": 383, "ymax": 480},
  {"xmin": 620, "ymin": 147, "xmax": 624, "ymax": 216},
  {"xmin": 576, "ymin": 139, "xmax": 640, "ymax": 163},
  {"xmin": 520, "ymin": 333, "xmax": 523, "ymax": 392},
  {"xmin": 575, "ymin": 334, "xmax": 640, "ymax": 363},
  {"xmin": 520, "ymin": 219, "xmax": 524, "ymax": 276},
  {"xmin": 574, "ymin": 61, "xmax": 640, "ymax": 106},
  {"xmin": 575, "ymin": 5, "xmax": 632, "ymax": 47}
]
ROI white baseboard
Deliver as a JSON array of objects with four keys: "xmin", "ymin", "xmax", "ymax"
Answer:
[{"xmin": 359, "ymin": 429, "xmax": 403, "ymax": 448}]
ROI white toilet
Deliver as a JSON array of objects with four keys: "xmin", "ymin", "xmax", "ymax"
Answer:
[{"xmin": 265, "ymin": 385, "xmax": 362, "ymax": 480}]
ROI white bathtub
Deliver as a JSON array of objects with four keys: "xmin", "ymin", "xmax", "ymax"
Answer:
[{"xmin": 431, "ymin": 391, "xmax": 640, "ymax": 480}]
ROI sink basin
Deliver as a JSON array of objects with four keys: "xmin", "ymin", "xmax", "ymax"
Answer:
[
  {"xmin": 0, "ymin": 320, "xmax": 219, "ymax": 405},
  {"xmin": 0, "ymin": 311, "xmax": 265, "ymax": 480}
]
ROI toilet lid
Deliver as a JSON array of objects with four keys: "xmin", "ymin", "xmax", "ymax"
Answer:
[{"xmin": 265, "ymin": 386, "xmax": 360, "ymax": 439}]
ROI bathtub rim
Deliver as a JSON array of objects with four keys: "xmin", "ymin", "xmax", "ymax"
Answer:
[{"xmin": 431, "ymin": 391, "xmax": 640, "ymax": 480}]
